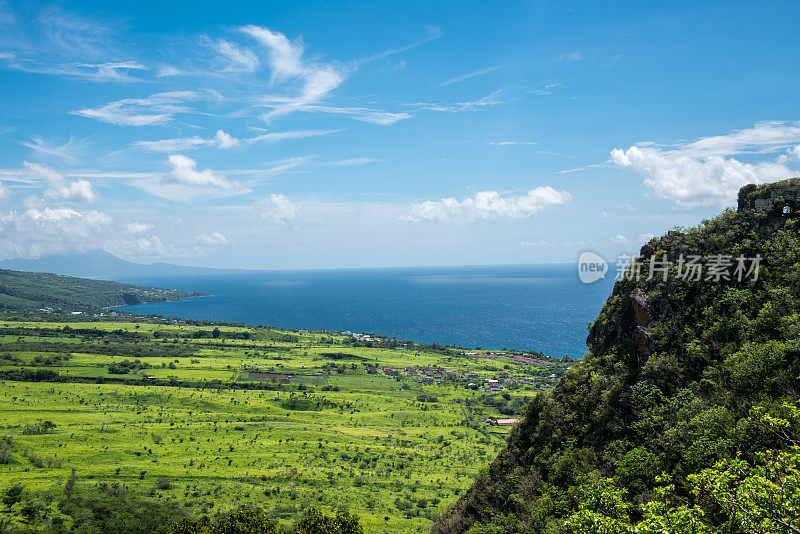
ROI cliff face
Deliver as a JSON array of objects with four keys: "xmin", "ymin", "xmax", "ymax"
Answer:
[{"xmin": 433, "ymin": 182, "xmax": 800, "ymax": 534}]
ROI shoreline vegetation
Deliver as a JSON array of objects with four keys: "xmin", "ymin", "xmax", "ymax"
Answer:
[{"xmin": 0, "ymin": 268, "xmax": 205, "ymax": 316}]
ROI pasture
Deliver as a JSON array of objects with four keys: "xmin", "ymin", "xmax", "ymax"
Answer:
[{"xmin": 0, "ymin": 319, "xmax": 570, "ymax": 533}]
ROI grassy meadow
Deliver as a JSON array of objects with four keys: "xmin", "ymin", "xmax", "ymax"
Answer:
[{"xmin": 0, "ymin": 319, "xmax": 570, "ymax": 533}]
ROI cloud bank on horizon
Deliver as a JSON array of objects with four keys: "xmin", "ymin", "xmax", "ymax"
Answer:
[{"xmin": 0, "ymin": 1, "xmax": 798, "ymax": 268}]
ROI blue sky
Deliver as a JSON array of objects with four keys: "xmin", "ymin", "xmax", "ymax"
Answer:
[{"xmin": 1, "ymin": 1, "xmax": 799, "ymax": 269}]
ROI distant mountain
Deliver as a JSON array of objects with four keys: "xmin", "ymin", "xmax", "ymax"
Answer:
[
  {"xmin": 0, "ymin": 268, "xmax": 204, "ymax": 313},
  {"xmin": 0, "ymin": 250, "xmax": 236, "ymax": 280}
]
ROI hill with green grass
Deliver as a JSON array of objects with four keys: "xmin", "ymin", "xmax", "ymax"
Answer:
[
  {"xmin": 434, "ymin": 179, "xmax": 800, "ymax": 533},
  {"xmin": 0, "ymin": 268, "xmax": 203, "ymax": 313}
]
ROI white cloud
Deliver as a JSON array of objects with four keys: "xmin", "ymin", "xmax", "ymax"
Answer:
[
  {"xmin": 131, "ymin": 155, "xmax": 250, "ymax": 202},
  {"xmin": 611, "ymin": 145, "xmax": 797, "ymax": 208},
  {"xmin": 214, "ymin": 129, "xmax": 238, "ymax": 149},
  {"xmin": 408, "ymin": 90, "xmax": 506, "ymax": 113},
  {"xmin": 260, "ymin": 193, "xmax": 299, "ymax": 224},
  {"xmin": 24, "ymin": 161, "xmax": 97, "ymax": 202},
  {"xmin": 134, "ymin": 129, "xmax": 239, "ymax": 152},
  {"xmin": 521, "ymin": 240, "xmax": 549, "ymax": 247},
  {"xmin": 611, "ymin": 234, "xmax": 629, "ymax": 244},
  {"xmin": 21, "ymin": 136, "xmax": 86, "ymax": 162},
  {"xmin": 134, "ymin": 128, "xmax": 336, "ymax": 152},
  {"xmin": 125, "ymin": 222, "xmax": 153, "ymax": 234},
  {"xmin": 612, "ymin": 121, "xmax": 800, "ymax": 208},
  {"xmin": 320, "ymin": 158, "xmax": 381, "ymax": 167},
  {"xmin": 156, "ymin": 65, "xmax": 182, "ymax": 77},
  {"xmin": 75, "ymin": 61, "xmax": 146, "ymax": 81},
  {"xmin": 213, "ymin": 39, "xmax": 258, "ymax": 72},
  {"xmin": 291, "ymin": 105, "xmax": 411, "ymax": 125},
  {"xmin": 678, "ymin": 121, "xmax": 800, "ymax": 157},
  {"xmin": 439, "ymin": 64, "xmax": 507, "ymax": 86},
  {"xmin": 489, "ymin": 141, "xmax": 538, "ymax": 146},
  {"xmin": 402, "ymin": 187, "xmax": 571, "ymax": 223},
  {"xmin": 529, "ymin": 82, "xmax": 567, "ymax": 95},
  {"xmin": 548, "ymin": 52, "xmax": 583, "ymax": 64},
  {"xmin": 133, "ymin": 136, "xmax": 210, "ymax": 152},
  {"xmin": 638, "ymin": 233, "xmax": 656, "ymax": 244},
  {"xmin": 71, "ymin": 91, "xmax": 200, "ymax": 126},
  {"xmin": 357, "ymin": 26, "xmax": 442, "ymax": 65},
  {"xmin": 126, "ymin": 235, "xmax": 167, "ymax": 256},
  {"xmin": 247, "ymin": 128, "xmax": 341, "ymax": 144},
  {"xmin": 195, "ymin": 232, "xmax": 228, "ymax": 246},
  {"xmin": 164, "ymin": 154, "xmax": 230, "ymax": 188},
  {"xmin": 0, "ymin": 203, "xmax": 113, "ymax": 258},
  {"xmin": 241, "ymin": 26, "xmax": 345, "ymax": 120}
]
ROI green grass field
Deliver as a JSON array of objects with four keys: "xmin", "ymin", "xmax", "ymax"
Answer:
[{"xmin": 0, "ymin": 319, "xmax": 570, "ymax": 533}]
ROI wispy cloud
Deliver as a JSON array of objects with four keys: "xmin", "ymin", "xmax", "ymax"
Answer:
[
  {"xmin": 211, "ymin": 39, "xmax": 259, "ymax": 73},
  {"xmin": 408, "ymin": 90, "xmax": 506, "ymax": 113},
  {"xmin": 529, "ymin": 82, "xmax": 566, "ymax": 95},
  {"xmin": 520, "ymin": 240, "xmax": 549, "ymax": 247},
  {"xmin": 21, "ymin": 136, "xmax": 87, "ymax": 162},
  {"xmin": 0, "ymin": 6, "xmax": 144, "ymax": 82},
  {"xmin": 75, "ymin": 61, "xmax": 147, "ymax": 81},
  {"xmin": 319, "ymin": 158, "xmax": 382, "ymax": 167},
  {"xmin": 439, "ymin": 64, "xmax": 507, "ymax": 87},
  {"xmin": 293, "ymin": 105, "xmax": 411, "ymax": 125},
  {"xmin": 136, "ymin": 128, "xmax": 342, "ymax": 153},
  {"xmin": 357, "ymin": 26, "xmax": 442, "ymax": 65},
  {"xmin": 247, "ymin": 128, "xmax": 342, "ymax": 144},
  {"xmin": 71, "ymin": 91, "xmax": 201, "ymax": 126},
  {"xmin": 542, "ymin": 52, "xmax": 583, "ymax": 65},
  {"xmin": 133, "ymin": 130, "xmax": 239, "ymax": 152},
  {"xmin": 259, "ymin": 193, "xmax": 299, "ymax": 224},
  {"xmin": 195, "ymin": 232, "xmax": 228, "ymax": 246},
  {"xmin": 241, "ymin": 26, "xmax": 346, "ymax": 121},
  {"xmin": 489, "ymin": 141, "xmax": 538, "ymax": 146}
]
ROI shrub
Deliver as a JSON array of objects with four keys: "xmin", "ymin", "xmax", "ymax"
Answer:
[{"xmin": 21, "ymin": 420, "xmax": 56, "ymax": 435}]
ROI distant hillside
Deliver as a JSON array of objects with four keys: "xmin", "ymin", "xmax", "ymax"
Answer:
[
  {"xmin": 0, "ymin": 268, "xmax": 204, "ymax": 313},
  {"xmin": 434, "ymin": 179, "xmax": 800, "ymax": 533},
  {"xmin": 0, "ymin": 250, "xmax": 234, "ymax": 280}
]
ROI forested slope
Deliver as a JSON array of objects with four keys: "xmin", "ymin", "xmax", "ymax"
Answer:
[
  {"xmin": 434, "ymin": 180, "xmax": 800, "ymax": 533},
  {"xmin": 0, "ymin": 268, "xmax": 202, "ymax": 312}
]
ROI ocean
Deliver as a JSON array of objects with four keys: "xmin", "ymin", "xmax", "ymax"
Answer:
[{"xmin": 116, "ymin": 263, "xmax": 615, "ymax": 357}]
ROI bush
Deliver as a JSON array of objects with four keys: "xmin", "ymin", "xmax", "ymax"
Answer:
[
  {"xmin": 170, "ymin": 507, "xmax": 363, "ymax": 534},
  {"xmin": 3, "ymin": 484, "xmax": 23, "ymax": 506},
  {"xmin": 21, "ymin": 420, "xmax": 56, "ymax": 435}
]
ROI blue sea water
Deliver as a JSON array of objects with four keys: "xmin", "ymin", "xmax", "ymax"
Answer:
[{"xmin": 116, "ymin": 264, "xmax": 615, "ymax": 357}]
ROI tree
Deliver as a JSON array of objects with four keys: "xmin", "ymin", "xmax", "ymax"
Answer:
[
  {"xmin": 169, "ymin": 507, "xmax": 363, "ymax": 534},
  {"xmin": 565, "ymin": 402, "xmax": 800, "ymax": 533}
]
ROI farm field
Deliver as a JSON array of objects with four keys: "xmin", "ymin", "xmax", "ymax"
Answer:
[{"xmin": 0, "ymin": 319, "xmax": 571, "ymax": 533}]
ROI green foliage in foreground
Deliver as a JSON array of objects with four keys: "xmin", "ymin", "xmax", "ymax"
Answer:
[
  {"xmin": 566, "ymin": 403, "xmax": 800, "ymax": 533},
  {"xmin": 171, "ymin": 507, "xmax": 363, "ymax": 534}
]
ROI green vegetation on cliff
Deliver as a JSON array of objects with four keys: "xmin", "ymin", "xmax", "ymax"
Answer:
[{"xmin": 434, "ymin": 181, "xmax": 800, "ymax": 533}]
